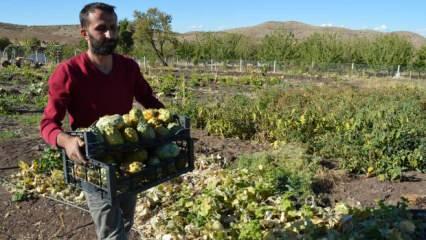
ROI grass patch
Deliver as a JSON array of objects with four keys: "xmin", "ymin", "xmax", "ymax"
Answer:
[
  {"xmin": 0, "ymin": 129, "xmax": 21, "ymax": 141},
  {"xmin": 235, "ymin": 143, "xmax": 319, "ymax": 198},
  {"xmin": 12, "ymin": 113, "xmax": 43, "ymax": 127}
]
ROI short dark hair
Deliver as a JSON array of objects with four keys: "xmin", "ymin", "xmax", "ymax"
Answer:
[{"xmin": 79, "ymin": 2, "xmax": 117, "ymax": 27}]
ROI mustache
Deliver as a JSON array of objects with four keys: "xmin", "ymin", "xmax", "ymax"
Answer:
[
  {"xmin": 90, "ymin": 38, "xmax": 118, "ymax": 55},
  {"xmin": 103, "ymin": 38, "xmax": 118, "ymax": 44},
  {"xmin": 88, "ymin": 33, "xmax": 118, "ymax": 46}
]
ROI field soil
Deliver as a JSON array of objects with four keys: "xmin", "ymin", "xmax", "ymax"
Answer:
[{"xmin": 0, "ymin": 77, "xmax": 425, "ymax": 239}]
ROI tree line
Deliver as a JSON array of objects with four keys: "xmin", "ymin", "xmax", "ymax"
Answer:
[
  {"xmin": 1, "ymin": 8, "xmax": 425, "ymax": 71},
  {"xmin": 117, "ymin": 8, "xmax": 426, "ymax": 71}
]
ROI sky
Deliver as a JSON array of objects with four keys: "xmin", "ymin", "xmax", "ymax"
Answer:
[{"xmin": 0, "ymin": 0, "xmax": 425, "ymax": 36}]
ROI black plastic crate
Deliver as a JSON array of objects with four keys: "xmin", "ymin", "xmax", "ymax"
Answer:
[
  {"xmin": 62, "ymin": 116, "xmax": 194, "ymax": 204},
  {"xmin": 410, "ymin": 209, "xmax": 426, "ymax": 239}
]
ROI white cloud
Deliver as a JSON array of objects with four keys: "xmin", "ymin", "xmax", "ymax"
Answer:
[
  {"xmin": 373, "ymin": 24, "xmax": 388, "ymax": 31},
  {"xmin": 414, "ymin": 28, "xmax": 426, "ymax": 36},
  {"xmin": 320, "ymin": 23, "xmax": 346, "ymax": 28},
  {"xmin": 189, "ymin": 24, "xmax": 204, "ymax": 31}
]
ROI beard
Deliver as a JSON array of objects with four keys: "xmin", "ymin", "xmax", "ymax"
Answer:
[{"xmin": 88, "ymin": 33, "xmax": 118, "ymax": 56}]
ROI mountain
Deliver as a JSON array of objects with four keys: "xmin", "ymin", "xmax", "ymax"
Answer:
[
  {"xmin": 0, "ymin": 22, "xmax": 80, "ymax": 45},
  {"xmin": 182, "ymin": 21, "xmax": 426, "ymax": 48},
  {"xmin": 0, "ymin": 21, "xmax": 425, "ymax": 48}
]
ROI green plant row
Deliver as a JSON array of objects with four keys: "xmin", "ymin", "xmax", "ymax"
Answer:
[{"xmin": 173, "ymin": 83, "xmax": 425, "ymax": 179}]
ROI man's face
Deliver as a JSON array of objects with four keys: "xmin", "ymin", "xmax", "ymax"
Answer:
[{"xmin": 82, "ymin": 9, "xmax": 118, "ymax": 55}]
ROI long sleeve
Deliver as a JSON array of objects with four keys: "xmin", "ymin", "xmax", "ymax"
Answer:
[
  {"xmin": 133, "ymin": 63, "xmax": 165, "ymax": 109},
  {"xmin": 39, "ymin": 64, "xmax": 71, "ymax": 148}
]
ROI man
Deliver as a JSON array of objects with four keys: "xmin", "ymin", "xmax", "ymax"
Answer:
[{"xmin": 40, "ymin": 2, "xmax": 164, "ymax": 239}]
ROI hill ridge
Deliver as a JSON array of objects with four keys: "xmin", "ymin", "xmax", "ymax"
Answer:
[{"xmin": 0, "ymin": 20, "xmax": 424, "ymax": 47}]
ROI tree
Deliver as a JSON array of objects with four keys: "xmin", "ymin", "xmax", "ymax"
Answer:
[
  {"xmin": 133, "ymin": 8, "xmax": 177, "ymax": 66},
  {"xmin": 235, "ymin": 35, "xmax": 257, "ymax": 60},
  {"xmin": 412, "ymin": 45, "xmax": 426, "ymax": 71},
  {"xmin": 258, "ymin": 31, "xmax": 297, "ymax": 62},
  {"xmin": 343, "ymin": 37, "xmax": 370, "ymax": 64},
  {"xmin": 193, "ymin": 32, "xmax": 218, "ymax": 62},
  {"xmin": 0, "ymin": 37, "xmax": 11, "ymax": 51},
  {"xmin": 362, "ymin": 34, "xmax": 414, "ymax": 69},
  {"xmin": 297, "ymin": 33, "xmax": 345, "ymax": 65},
  {"xmin": 117, "ymin": 19, "xmax": 134, "ymax": 55},
  {"xmin": 176, "ymin": 40, "xmax": 195, "ymax": 62},
  {"xmin": 217, "ymin": 33, "xmax": 246, "ymax": 61}
]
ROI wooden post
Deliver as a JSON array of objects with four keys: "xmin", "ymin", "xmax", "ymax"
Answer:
[{"xmin": 240, "ymin": 58, "xmax": 242, "ymax": 73}]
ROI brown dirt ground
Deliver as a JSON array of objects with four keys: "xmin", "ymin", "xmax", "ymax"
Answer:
[
  {"xmin": 0, "ymin": 111, "xmax": 425, "ymax": 239},
  {"xmin": 311, "ymin": 164, "xmax": 426, "ymax": 210}
]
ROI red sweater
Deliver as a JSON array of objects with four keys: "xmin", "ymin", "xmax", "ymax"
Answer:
[{"xmin": 40, "ymin": 52, "xmax": 164, "ymax": 147}]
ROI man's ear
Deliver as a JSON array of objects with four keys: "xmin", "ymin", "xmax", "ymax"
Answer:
[{"xmin": 80, "ymin": 28, "xmax": 89, "ymax": 40}]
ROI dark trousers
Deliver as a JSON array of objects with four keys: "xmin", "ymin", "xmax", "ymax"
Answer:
[{"xmin": 85, "ymin": 191, "xmax": 137, "ymax": 240}]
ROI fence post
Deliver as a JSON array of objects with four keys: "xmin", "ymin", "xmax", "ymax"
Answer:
[
  {"xmin": 240, "ymin": 58, "xmax": 242, "ymax": 73},
  {"xmin": 143, "ymin": 56, "xmax": 146, "ymax": 70},
  {"xmin": 351, "ymin": 62, "xmax": 354, "ymax": 75},
  {"xmin": 273, "ymin": 60, "xmax": 276, "ymax": 73},
  {"xmin": 210, "ymin": 59, "xmax": 213, "ymax": 71},
  {"xmin": 394, "ymin": 65, "xmax": 401, "ymax": 78}
]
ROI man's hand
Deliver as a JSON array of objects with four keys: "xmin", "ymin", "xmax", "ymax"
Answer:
[{"xmin": 57, "ymin": 132, "xmax": 87, "ymax": 164}]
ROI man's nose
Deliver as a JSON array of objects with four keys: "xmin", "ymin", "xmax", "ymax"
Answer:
[{"xmin": 105, "ymin": 30, "xmax": 115, "ymax": 39}]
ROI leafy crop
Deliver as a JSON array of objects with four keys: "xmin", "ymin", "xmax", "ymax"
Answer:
[{"xmin": 175, "ymin": 83, "xmax": 425, "ymax": 179}]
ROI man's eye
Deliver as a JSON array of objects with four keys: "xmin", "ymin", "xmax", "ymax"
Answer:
[{"xmin": 96, "ymin": 26, "xmax": 107, "ymax": 31}]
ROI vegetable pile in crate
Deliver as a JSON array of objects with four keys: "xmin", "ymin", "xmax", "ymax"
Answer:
[{"xmin": 62, "ymin": 108, "xmax": 194, "ymax": 204}]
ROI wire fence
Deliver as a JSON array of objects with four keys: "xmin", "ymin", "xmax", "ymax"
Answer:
[{"xmin": 138, "ymin": 58, "xmax": 426, "ymax": 80}]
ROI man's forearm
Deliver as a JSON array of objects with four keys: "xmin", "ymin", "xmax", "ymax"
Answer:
[
  {"xmin": 56, "ymin": 131, "xmax": 87, "ymax": 163},
  {"xmin": 56, "ymin": 132, "xmax": 72, "ymax": 148}
]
